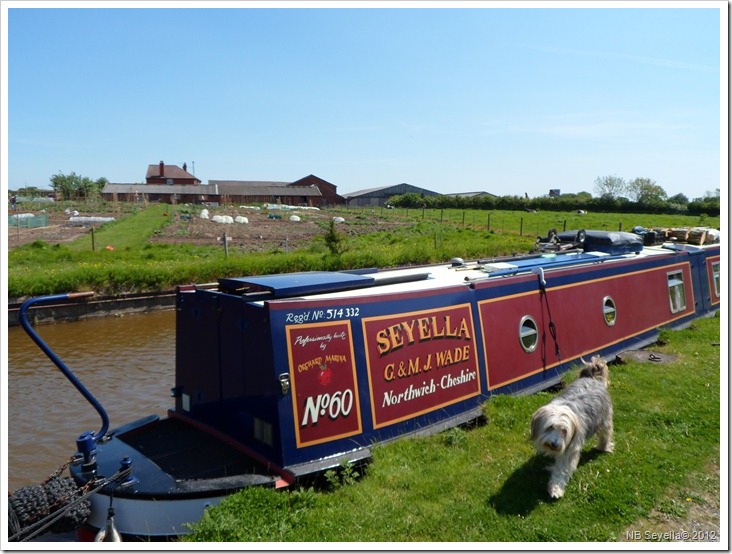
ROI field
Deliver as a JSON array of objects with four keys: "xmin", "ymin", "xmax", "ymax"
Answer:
[
  {"xmin": 8, "ymin": 200, "xmax": 718, "ymax": 252},
  {"xmin": 7, "ymin": 203, "xmax": 411, "ymax": 253},
  {"xmin": 7, "ymin": 201, "xmax": 719, "ymax": 300}
]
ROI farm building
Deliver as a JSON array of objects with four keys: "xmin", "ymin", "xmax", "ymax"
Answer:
[
  {"xmin": 103, "ymin": 163, "xmax": 346, "ymax": 208},
  {"xmin": 102, "ymin": 183, "xmax": 214, "ymax": 204},
  {"xmin": 207, "ymin": 181, "xmax": 324, "ymax": 207},
  {"xmin": 343, "ymin": 183, "xmax": 441, "ymax": 207},
  {"xmin": 207, "ymin": 174, "xmax": 344, "ymax": 208},
  {"xmin": 288, "ymin": 174, "xmax": 344, "ymax": 206}
]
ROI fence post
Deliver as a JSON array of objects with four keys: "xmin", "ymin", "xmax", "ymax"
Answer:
[
  {"xmin": 520, "ymin": 217, "xmax": 523, "ymax": 236},
  {"xmin": 91, "ymin": 227, "xmax": 95, "ymax": 251},
  {"xmin": 618, "ymin": 222, "xmax": 623, "ymax": 231}
]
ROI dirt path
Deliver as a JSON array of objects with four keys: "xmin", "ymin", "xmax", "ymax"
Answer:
[{"xmin": 619, "ymin": 456, "xmax": 720, "ymax": 543}]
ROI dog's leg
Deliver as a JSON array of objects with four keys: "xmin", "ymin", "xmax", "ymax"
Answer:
[
  {"xmin": 547, "ymin": 465, "xmax": 568, "ymax": 499},
  {"xmin": 547, "ymin": 446, "xmax": 581, "ymax": 499},
  {"xmin": 596, "ymin": 417, "xmax": 614, "ymax": 453}
]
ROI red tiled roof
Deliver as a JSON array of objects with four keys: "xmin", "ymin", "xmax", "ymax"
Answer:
[{"xmin": 146, "ymin": 164, "xmax": 197, "ymax": 180}]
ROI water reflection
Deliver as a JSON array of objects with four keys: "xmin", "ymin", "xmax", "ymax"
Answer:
[{"xmin": 7, "ymin": 310, "xmax": 175, "ymax": 491}]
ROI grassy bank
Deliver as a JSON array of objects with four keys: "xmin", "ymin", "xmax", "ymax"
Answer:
[
  {"xmin": 183, "ymin": 313, "xmax": 721, "ymax": 543},
  {"xmin": 7, "ymin": 203, "xmax": 719, "ymax": 298}
]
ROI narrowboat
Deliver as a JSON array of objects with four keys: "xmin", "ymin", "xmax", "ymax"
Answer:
[{"xmin": 12, "ymin": 229, "xmax": 721, "ymax": 540}]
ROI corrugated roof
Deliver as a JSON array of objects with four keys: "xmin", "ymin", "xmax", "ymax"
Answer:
[
  {"xmin": 343, "ymin": 183, "xmax": 440, "ymax": 198},
  {"xmin": 103, "ymin": 183, "xmax": 322, "ymax": 197},
  {"xmin": 208, "ymin": 180, "xmax": 291, "ymax": 187},
  {"xmin": 103, "ymin": 184, "xmax": 214, "ymax": 195},
  {"xmin": 342, "ymin": 184, "xmax": 409, "ymax": 197},
  {"xmin": 445, "ymin": 191, "xmax": 497, "ymax": 198}
]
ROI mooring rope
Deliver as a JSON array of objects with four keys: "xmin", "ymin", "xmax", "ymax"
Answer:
[{"xmin": 537, "ymin": 269, "xmax": 561, "ymax": 369}]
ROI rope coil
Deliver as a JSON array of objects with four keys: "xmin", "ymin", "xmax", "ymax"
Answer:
[{"xmin": 8, "ymin": 462, "xmax": 132, "ymax": 542}]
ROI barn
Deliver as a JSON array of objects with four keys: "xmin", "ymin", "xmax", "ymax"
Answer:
[{"xmin": 342, "ymin": 183, "xmax": 441, "ymax": 207}]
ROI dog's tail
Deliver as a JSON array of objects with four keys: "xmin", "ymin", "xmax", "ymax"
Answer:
[{"xmin": 579, "ymin": 356, "xmax": 609, "ymax": 384}]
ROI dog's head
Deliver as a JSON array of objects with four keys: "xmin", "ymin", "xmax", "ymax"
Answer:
[
  {"xmin": 530, "ymin": 404, "xmax": 579, "ymax": 457},
  {"xmin": 579, "ymin": 355, "xmax": 609, "ymax": 384}
]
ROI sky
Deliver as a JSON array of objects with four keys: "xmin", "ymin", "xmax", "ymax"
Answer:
[{"xmin": 2, "ymin": 1, "xmax": 726, "ymax": 199}]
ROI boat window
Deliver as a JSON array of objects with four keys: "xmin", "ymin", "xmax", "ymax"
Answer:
[
  {"xmin": 667, "ymin": 271, "xmax": 686, "ymax": 314},
  {"xmin": 519, "ymin": 316, "xmax": 539, "ymax": 353},
  {"xmin": 712, "ymin": 262, "xmax": 720, "ymax": 297},
  {"xmin": 603, "ymin": 296, "xmax": 617, "ymax": 326}
]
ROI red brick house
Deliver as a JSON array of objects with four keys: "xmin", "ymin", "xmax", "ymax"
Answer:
[{"xmin": 146, "ymin": 161, "xmax": 201, "ymax": 185}]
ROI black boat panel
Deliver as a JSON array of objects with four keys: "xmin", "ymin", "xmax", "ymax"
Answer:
[{"xmin": 71, "ymin": 417, "xmax": 279, "ymax": 500}]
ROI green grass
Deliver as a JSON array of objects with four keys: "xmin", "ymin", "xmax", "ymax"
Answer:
[
  {"xmin": 7, "ymin": 203, "xmax": 720, "ymax": 298},
  {"xmin": 183, "ymin": 313, "xmax": 720, "ymax": 542},
  {"xmin": 335, "ymin": 205, "xmax": 717, "ymax": 238},
  {"xmin": 64, "ymin": 203, "xmax": 173, "ymax": 252}
]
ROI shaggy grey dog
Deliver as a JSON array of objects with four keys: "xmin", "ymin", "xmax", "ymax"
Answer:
[{"xmin": 530, "ymin": 356, "xmax": 614, "ymax": 499}]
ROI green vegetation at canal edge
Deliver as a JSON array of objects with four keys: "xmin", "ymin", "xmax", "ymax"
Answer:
[
  {"xmin": 182, "ymin": 313, "xmax": 720, "ymax": 542},
  {"xmin": 7, "ymin": 203, "xmax": 719, "ymax": 298}
]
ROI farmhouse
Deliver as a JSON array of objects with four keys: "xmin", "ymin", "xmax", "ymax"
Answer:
[{"xmin": 146, "ymin": 161, "xmax": 201, "ymax": 185}]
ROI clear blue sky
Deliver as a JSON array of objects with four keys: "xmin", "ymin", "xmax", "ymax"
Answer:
[{"xmin": 4, "ymin": 2, "xmax": 725, "ymax": 199}]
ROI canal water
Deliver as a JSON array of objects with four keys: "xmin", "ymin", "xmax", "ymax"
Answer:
[{"xmin": 7, "ymin": 310, "xmax": 176, "ymax": 493}]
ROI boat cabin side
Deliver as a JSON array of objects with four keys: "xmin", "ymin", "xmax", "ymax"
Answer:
[{"xmin": 172, "ymin": 241, "xmax": 720, "ymax": 474}]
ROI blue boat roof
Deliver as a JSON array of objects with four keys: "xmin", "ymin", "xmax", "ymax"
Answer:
[
  {"xmin": 483, "ymin": 251, "xmax": 619, "ymax": 278},
  {"xmin": 508, "ymin": 252, "xmax": 593, "ymax": 269},
  {"xmin": 219, "ymin": 271, "xmax": 376, "ymax": 298}
]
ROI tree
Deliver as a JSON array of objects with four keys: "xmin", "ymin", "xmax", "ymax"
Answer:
[
  {"xmin": 668, "ymin": 193, "xmax": 689, "ymax": 205},
  {"xmin": 389, "ymin": 193, "xmax": 425, "ymax": 209},
  {"xmin": 626, "ymin": 178, "xmax": 667, "ymax": 205},
  {"xmin": 50, "ymin": 172, "xmax": 108, "ymax": 201},
  {"xmin": 593, "ymin": 175, "xmax": 627, "ymax": 199},
  {"xmin": 323, "ymin": 219, "xmax": 347, "ymax": 255}
]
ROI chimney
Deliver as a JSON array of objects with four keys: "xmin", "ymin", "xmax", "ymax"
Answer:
[
  {"xmin": 183, "ymin": 162, "xmax": 187, "ymax": 173},
  {"xmin": 159, "ymin": 160, "xmax": 165, "ymax": 177}
]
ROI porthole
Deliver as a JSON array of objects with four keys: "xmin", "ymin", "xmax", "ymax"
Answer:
[
  {"xmin": 602, "ymin": 296, "xmax": 617, "ymax": 326},
  {"xmin": 519, "ymin": 316, "xmax": 539, "ymax": 353}
]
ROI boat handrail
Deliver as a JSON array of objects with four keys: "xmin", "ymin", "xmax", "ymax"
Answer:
[
  {"xmin": 465, "ymin": 251, "xmax": 638, "ymax": 283},
  {"xmin": 18, "ymin": 292, "xmax": 110, "ymax": 442}
]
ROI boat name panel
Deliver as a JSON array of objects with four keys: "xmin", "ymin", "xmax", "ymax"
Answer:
[{"xmin": 362, "ymin": 304, "xmax": 481, "ymax": 429}]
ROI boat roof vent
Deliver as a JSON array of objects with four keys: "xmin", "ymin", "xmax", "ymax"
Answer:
[{"xmin": 450, "ymin": 257, "xmax": 465, "ymax": 267}]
